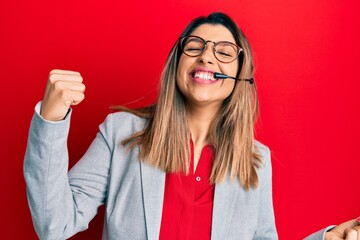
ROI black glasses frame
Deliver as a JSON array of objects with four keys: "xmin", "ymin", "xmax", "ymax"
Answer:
[{"xmin": 179, "ymin": 35, "xmax": 243, "ymax": 63}]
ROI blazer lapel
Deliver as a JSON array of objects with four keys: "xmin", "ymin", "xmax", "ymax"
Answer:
[
  {"xmin": 211, "ymin": 176, "xmax": 239, "ymax": 240},
  {"xmin": 140, "ymin": 160, "xmax": 165, "ymax": 240}
]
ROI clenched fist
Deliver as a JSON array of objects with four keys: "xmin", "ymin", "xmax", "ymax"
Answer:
[{"xmin": 40, "ymin": 69, "xmax": 85, "ymax": 121}]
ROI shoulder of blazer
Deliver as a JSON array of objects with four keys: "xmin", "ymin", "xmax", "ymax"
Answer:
[
  {"xmin": 98, "ymin": 111, "xmax": 147, "ymax": 148},
  {"xmin": 253, "ymin": 140, "xmax": 272, "ymax": 180}
]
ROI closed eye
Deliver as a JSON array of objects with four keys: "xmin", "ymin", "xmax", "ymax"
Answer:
[
  {"xmin": 217, "ymin": 51, "xmax": 232, "ymax": 57},
  {"xmin": 186, "ymin": 47, "xmax": 202, "ymax": 51}
]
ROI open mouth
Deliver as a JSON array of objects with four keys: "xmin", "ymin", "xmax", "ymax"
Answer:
[{"xmin": 191, "ymin": 70, "xmax": 217, "ymax": 81}]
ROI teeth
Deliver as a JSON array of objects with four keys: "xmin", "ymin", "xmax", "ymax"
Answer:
[{"xmin": 194, "ymin": 71, "xmax": 216, "ymax": 81}]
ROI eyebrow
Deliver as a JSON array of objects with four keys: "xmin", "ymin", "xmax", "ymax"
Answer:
[{"xmin": 190, "ymin": 35, "xmax": 237, "ymax": 44}]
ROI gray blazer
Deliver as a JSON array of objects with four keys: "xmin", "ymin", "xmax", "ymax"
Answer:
[{"xmin": 24, "ymin": 102, "xmax": 277, "ymax": 240}]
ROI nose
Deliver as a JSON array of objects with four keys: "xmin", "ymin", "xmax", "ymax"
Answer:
[{"xmin": 197, "ymin": 43, "xmax": 216, "ymax": 65}]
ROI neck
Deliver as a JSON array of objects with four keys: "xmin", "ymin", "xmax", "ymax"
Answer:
[{"xmin": 185, "ymin": 102, "xmax": 221, "ymax": 145}]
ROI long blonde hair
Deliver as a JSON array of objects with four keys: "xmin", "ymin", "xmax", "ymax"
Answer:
[{"xmin": 117, "ymin": 12, "xmax": 262, "ymax": 190}]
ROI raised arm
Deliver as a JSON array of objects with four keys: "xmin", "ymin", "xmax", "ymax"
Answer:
[{"xmin": 24, "ymin": 70, "xmax": 110, "ymax": 239}]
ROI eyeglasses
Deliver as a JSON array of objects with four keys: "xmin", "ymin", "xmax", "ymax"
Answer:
[{"xmin": 179, "ymin": 35, "xmax": 242, "ymax": 63}]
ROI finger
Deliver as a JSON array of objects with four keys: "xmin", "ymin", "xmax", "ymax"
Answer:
[
  {"xmin": 49, "ymin": 73, "xmax": 83, "ymax": 83},
  {"xmin": 55, "ymin": 89, "xmax": 85, "ymax": 108},
  {"xmin": 348, "ymin": 219, "xmax": 360, "ymax": 228},
  {"xmin": 67, "ymin": 82, "xmax": 85, "ymax": 93},
  {"xmin": 51, "ymin": 81, "xmax": 85, "ymax": 96},
  {"xmin": 50, "ymin": 69, "xmax": 81, "ymax": 76},
  {"xmin": 333, "ymin": 219, "xmax": 360, "ymax": 233},
  {"xmin": 68, "ymin": 91, "xmax": 85, "ymax": 105},
  {"xmin": 52, "ymin": 81, "xmax": 86, "ymax": 94},
  {"xmin": 325, "ymin": 232, "xmax": 344, "ymax": 240},
  {"xmin": 344, "ymin": 229, "xmax": 357, "ymax": 240},
  {"xmin": 353, "ymin": 226, "xmax": 360, "ymax": 240}
]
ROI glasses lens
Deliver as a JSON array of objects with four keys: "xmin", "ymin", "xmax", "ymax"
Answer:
[
  {"xmin": 214, "ymin": 42, "xmax": 239, "ymax": 63},
  {"xmin": 182, "ymin": 36, "xmax": 205, "ymax": 57}
]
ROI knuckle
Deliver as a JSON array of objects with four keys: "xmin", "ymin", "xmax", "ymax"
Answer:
[
  {"xmin": 59, "ymin": 91, "xmax": 70, "ymax": 100},
  {"xmin": 48, "ymin": 74, "xmax": 57, "ymax": 84},
  {"xmin": 70, "ymin": 70, "xmax": 81, "ymax": 76},
  {"xmin": 81, "ymin": 83, "xmax": 86, "ymax": 92},
  {"xmin": 53, "ymin": 80, "xmax": 65, "ymax": 90},
  {"xmin": 49, "ymin": 69, "xmax": 59, "ymax": 75}
]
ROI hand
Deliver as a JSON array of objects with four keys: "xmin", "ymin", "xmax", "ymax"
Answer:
[
  {"xmin": 40, "ymin": 69, "xmax": 85, "ymax": 121},
  {"xmin": 325, "ymin": 217, "xmax": 360, "ymax": 240}
]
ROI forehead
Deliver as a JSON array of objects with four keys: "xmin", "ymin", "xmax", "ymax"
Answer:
[{"xmin": 190, "ymin": 24, "xmax": 236, "ymax": 44}]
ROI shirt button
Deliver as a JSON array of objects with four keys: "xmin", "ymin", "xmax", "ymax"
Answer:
[{"xmin": 196, "ymin": 176, "xmax": 201, "ymax": 182}]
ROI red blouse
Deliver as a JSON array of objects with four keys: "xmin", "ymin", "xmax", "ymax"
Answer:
[{"xmin": 159, "ymin": 141, "xmax": 215, "ymax": 240}]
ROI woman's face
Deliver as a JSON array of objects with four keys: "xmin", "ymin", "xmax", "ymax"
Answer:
[{"xmin": 176, "ymin": 24, "xmax": 239, "ymax": 108}]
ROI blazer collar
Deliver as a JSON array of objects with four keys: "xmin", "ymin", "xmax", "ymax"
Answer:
[
  {"xmin": 140, "ymin": 160, "xmax": 239, "ymax": 240},
  {"xmin": 140, "ymin": 160, "xmax": 165, "ymax": 240},
  {"xmin": 211, "ymin": 176, "xmax": 239, "ymax": 240}
]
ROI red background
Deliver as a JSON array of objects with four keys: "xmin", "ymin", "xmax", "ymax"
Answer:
[{"xmin": 1, "ymin": 0, "xmax": 359, "ymax": 239}]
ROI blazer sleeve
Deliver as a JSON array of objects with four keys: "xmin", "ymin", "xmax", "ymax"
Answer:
[
  {"xmin": 24, "ymin": 102, "xmax": 113, "ymax": 240},
  {"xmin": 254, "ymin": 145, "xmax": 278, "ymax": 239}
]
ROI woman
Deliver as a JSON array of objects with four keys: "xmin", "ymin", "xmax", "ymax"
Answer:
[{"xmin": 24, "ymin": 12, "xmax": 277, "ymax": 239}]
